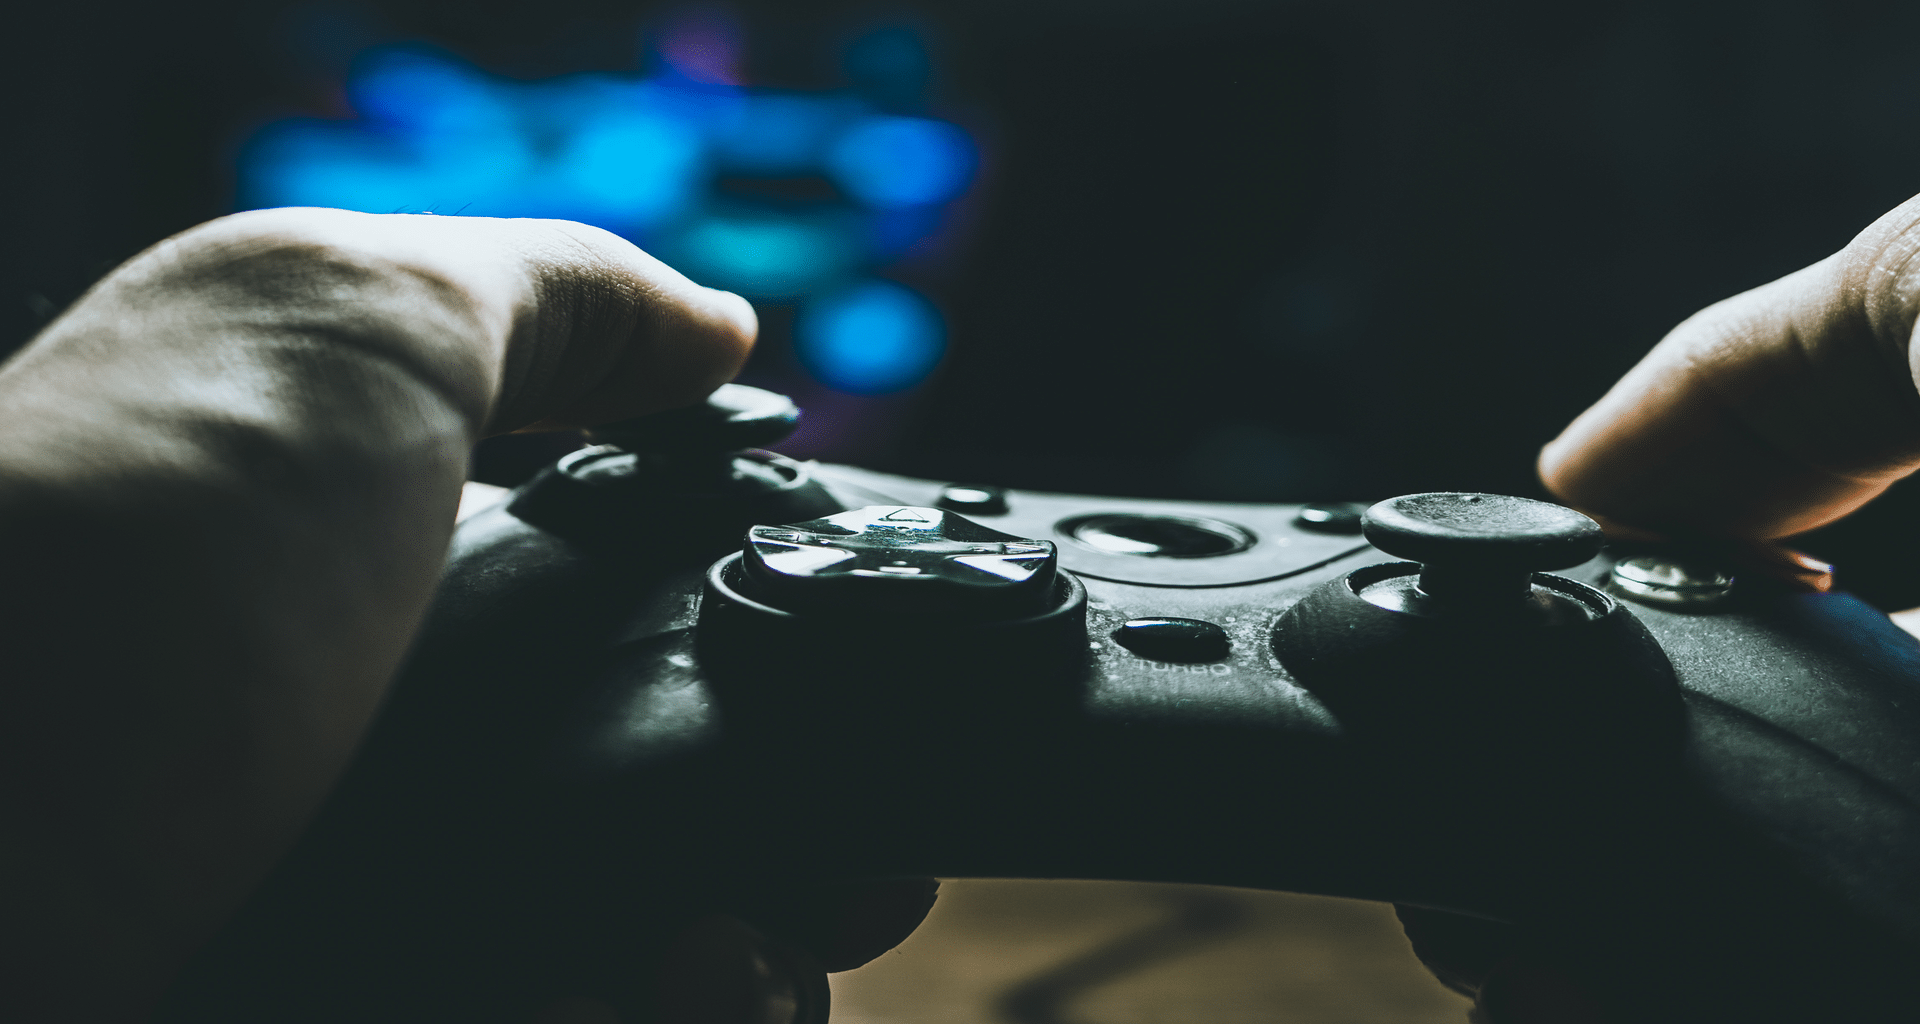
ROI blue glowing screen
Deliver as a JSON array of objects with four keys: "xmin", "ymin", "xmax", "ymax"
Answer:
[{"xmin": 237, "ymin": 17, "xmax": 976, "ymax": 393}]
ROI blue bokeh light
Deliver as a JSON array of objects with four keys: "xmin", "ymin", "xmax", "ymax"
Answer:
[
  {"xmin": 709, "ymin": 93, "xmax": 857, "ymax": 171},
  {"xmin": 349, "ymin": 48, "xmax": 506, "ymax": 139},
  {"xmin": 551, "ymin": 111, "xmax": 702, "ymax": 223},
  {"xmin": 795, "ymin": 281, "xmax": 946, "ymax": 393},
  {"xmin": 827, "ymin": 116, "xmax": 975, "ymax": 208},
  {"xmin": 238, "ymin": 21, "xmax": 979, "ymax": 393},
  {"xmin": 674, "ymin": 214, "xmax": 861, "ymax": 299}
]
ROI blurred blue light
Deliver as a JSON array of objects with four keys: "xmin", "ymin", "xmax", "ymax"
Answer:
[
  {"xmin": 239, "ymin": 23, "xmax": 982, "ymax": 396},
  {"xmin": 710, "ymin": 93, "xmax": 855, "ymax": 172},
  {"xmin": 555, "ymin": 114, "xmax": 702, "ymax": 223},
  {"xmin": 827, "ymin": 115, "xmax": 975, "ymax": 208},
  {"xmin": 241, "ymin": 118, "xmax": 527, "ymax": 213},
  {"xmin": 241, "ymin": 48, "xmax": 717, "ymax": 226},
  {"xmin": 676, "ymin": 215, "xmax": 859, "ymax": 299},
  {"xmin": 349, "ymin": 48, "xmax": 510, "ymax": 141},
  {"xmin": 796, "ymin": 281, "xmax": 945, "ymax": 393},
  {"xmin": 240, "ymin": 42, "xmax": 977, "ymax": 227},
  {"xmin": 868, "ymin": 203, "xmax": 945, "ymax": 257}
]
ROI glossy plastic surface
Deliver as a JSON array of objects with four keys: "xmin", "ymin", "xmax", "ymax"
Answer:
[{"xmin": 741, "ymin": 505, "xmax": 1058, "ymax": 618}]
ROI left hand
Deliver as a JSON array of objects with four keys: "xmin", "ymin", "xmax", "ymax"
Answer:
[{"xmin": 0, "ymin": 208, "xmax": 934, "ymax": 1023}]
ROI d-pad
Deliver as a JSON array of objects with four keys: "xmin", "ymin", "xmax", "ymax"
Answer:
[{"xmin": 741, "ymin": 506, "xmax": 1059, "ymax": 619}]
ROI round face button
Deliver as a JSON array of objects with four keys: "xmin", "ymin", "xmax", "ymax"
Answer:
[
  {"xmin": 1058, "ymin": 514, "xmax": 1254, "ymax": 558},
  {"xmin": 742, "ymin": 506, "xmax": 1058, "ymax": 619},
  {"xmin": 1295, "ymin": 501, "xmax": 1368, "ymax": 534},
  {"xmin": 937, "ymin": 483, "xmax": 1010, "ymax": 516},
  {"xmin": 1609, "ymin": 556, "xmax": 1734, "ymax": 608}
]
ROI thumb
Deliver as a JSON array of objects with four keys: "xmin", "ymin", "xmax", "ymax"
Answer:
[
  {"xmin": 189, "ymin": 209, "xmax": 758, "ymax": 436},
  {"xmin": 1539, "ymin": 192, "xmax": 1920, "ymax": 539},
  {"xmin": 489, "ymin": 218, "xmax": 758, "ymax": 433}
]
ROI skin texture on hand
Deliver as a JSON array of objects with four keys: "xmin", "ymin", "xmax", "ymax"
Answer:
[
  {"xmin": 1506, "ymin": 195, "xmax": 1920, "ymax": 1023},
  {"xmin": 1540, "ymin": 193, "xmax": 1920, "ymax": 539},
  {"xmin": 1416, "ymin": 195, "xmax": 1920, "ymax": 1024},
  {"xmin": 0, "ymin": 209, "xmax": 754, "ymax": 1022}
]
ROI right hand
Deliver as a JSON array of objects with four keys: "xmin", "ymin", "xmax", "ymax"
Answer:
[
  {"xmin": 1539, "ymin": 193, "xmax": 1920, "ymax": 543},
  {"xmin": 1397, "ymin": 194, "xmax": 1920, "ymax": 1023}
]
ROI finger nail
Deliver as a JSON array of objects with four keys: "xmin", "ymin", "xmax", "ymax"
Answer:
[
  {"xmin": 1733, "ymin": 541, "xmax": 1834, "ymax": 592},
  {"xmin": 654, "ymin": 914, "xmax": 820, "ymax": 1024}
]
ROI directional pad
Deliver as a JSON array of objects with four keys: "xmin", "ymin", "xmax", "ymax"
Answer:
[{"xmin": 741, "ymin": 506, "xmax": 1060, "ymax": 619}]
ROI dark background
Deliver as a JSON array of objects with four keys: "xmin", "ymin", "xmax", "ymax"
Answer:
[{"xmin": 11, "ymin": 0, "xmax": 1920, "ymax": 600}]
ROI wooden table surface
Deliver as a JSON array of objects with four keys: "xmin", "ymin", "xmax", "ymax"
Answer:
[{"xmin": 829, "ymin": 881, "xmax": 1473, "ymax": 1024}]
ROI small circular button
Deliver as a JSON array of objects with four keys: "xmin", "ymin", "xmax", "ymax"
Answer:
[
  {"xmin": 1363, "ymin": 493, "xmax": 1604, "ymax": 605},
  {"xmin": 1059, "ymin": 514, "xmax": 1254, "ymax": 558},
  {"xmin": 1112, "ymin": 618, "xmax": 1230, "ymax": 662},
  {"xmin": 1610, "ymin": 556, "xmax": 1734, "ymax": 608},
  {"xmin": 937, "ymin": 483, "xmax": 1010, "ymax": 516},
  {"xmin": 1295, "ymin": 501, "xmax": 1368, "ymax": 534}
]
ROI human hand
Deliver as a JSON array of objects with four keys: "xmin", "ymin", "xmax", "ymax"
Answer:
[
  {"xmin": 1388, "ymin": 195, "xmax": 1920, "ymax": 1023},
  {"xmin": 0, "ymin": 209, "xmax": 930, "ymax": 1022},
  {"xmin": 1540, "ymin": 193, "xmax": 1920, "ymax": 546}
]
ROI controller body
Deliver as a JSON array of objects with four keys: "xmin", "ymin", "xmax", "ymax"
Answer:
[{"xmin": 158, "ymin": 428, "xmax": 1920, "ymax": 1022}]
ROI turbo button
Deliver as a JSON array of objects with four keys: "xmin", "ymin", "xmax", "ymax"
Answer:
[{"xmin": 1112, "ymin": 618, "xmax": 1231, "ymax": 662}]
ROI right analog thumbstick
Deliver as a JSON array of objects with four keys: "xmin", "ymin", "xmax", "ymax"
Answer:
[{"xmin": 1362, "ymin": 493, "xmax": 1604, "ymax": 604}]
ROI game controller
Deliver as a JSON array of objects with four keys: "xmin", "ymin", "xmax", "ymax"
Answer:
[{"xmin": 158, "ymin": 386, "xmax": 1920, "ymax": 1023}]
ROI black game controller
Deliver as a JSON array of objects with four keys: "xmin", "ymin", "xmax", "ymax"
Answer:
[{"xmin": 159, "ymin": 386, "xmax": 1920, "ymax": 1023}]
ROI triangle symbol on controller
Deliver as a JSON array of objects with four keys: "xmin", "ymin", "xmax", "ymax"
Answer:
[{"xmin": 880, "ymin": 508, "xmax": 933, "ymax": 522}]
